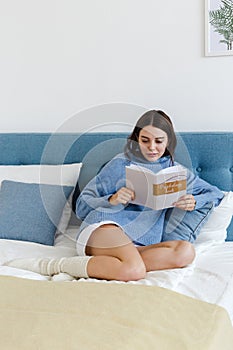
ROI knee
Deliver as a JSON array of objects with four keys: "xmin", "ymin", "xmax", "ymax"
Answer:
[
  {"xmin": 173, "ymin": 241, "xmax": 195, "ymax": 268},
  {"xmin": 117, "ymin": 261, "xmax": 146, "ymax": 282}
]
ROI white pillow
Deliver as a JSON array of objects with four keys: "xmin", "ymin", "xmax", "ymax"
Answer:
[
  {"xmin": 195, "ymin": 191, "xmax": 233, "ymax": 244},
  {"xmin": 0, "ymin": 163, "xmax": 82, "ymax": 241},
  {"xmin": 0, "ymin": 164, "xmax": 82, "ymax": 187}
]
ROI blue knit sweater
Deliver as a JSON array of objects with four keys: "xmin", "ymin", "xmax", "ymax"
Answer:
[{"xmin": 76, "ymin": 152, "xmax": 224, "ymax": 245}]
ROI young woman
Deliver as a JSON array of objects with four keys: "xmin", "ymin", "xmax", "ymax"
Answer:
[{"xmin": 6, "ymin": 110, "xmax": 224, "ymax": 281}]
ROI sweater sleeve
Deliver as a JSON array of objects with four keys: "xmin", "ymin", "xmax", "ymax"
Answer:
[
  {"xmin": 186, "ymin": 169, "xmax": 224, "ymax": 209},
  {"xmin": 75, "ymin": 157, "xmax": 126, "ymax": 220}
]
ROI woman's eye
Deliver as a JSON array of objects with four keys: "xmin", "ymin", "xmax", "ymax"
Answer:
[{"xmin": 140, "ymin": 140, "xmax": 163, "ymax": 144}]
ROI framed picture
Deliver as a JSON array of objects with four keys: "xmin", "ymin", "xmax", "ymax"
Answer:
[{"xmin": 205, "ymin": 0, "xmax": 233, "ymax": 56}]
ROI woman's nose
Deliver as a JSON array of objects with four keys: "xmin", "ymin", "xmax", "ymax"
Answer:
[{"xmin": 148, "ymin": 141, "xmax": 156, "ymax": 150}]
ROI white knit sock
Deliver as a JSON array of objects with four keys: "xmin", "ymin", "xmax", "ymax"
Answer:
[
  {"xmin": 59, "ymin": 256, "xmax": 91, "ymax": 278},
  {"xmin": 5, "ymin": 256, "xmax": 92, "ymax": 278},
  {"xmin": 5, "ymin": 257, "xmax": 46, "ymax": 274}
]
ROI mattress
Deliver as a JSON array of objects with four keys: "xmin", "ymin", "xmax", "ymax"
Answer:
[{"xmin": 1, "ymin": 227, "xmax": 233, "ymax": 325}]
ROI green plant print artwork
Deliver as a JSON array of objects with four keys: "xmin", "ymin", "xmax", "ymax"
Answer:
[{"xmin": 209, "ymin": 0, "xmax": 233, "ymax": 51}]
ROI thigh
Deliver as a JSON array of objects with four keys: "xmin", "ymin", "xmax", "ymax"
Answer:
[
  {"xmin": 86, "ymin": 224, "xmax": 142, "ymax": 262},
  {"xmin": 136, "ymin": 240, "xmax": 181, "ymax": 253},
  {"xmin": 136, "ymin": 240, "xmax": 195, "ymax": 271}
]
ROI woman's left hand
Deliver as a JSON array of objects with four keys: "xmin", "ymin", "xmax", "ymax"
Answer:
[{"xmin": 173, "ymin": 194, "xmax": 196, "ymax": 211}]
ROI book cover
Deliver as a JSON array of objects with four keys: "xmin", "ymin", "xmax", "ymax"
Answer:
[{"xmin": 125, "ymin": 164, "xmax": 187, "ymax": 210}]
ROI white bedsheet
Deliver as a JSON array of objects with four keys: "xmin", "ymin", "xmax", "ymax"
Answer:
[
  {"xmin": 1, "ymin": 231, "xmax": 233, "ymax": 324},
  {"xmin": 174, "ymin": 242, "xmax": 233, "ymax": 324}
]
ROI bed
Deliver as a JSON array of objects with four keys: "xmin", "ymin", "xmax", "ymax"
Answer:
[{"xmin": 0, "ymin": 132, "xmax": 232, "ymax": 349}]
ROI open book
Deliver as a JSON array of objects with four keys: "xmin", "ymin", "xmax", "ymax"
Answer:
[{"xmin": 125, "ymin": 164, "xmax": 187, "ymax": 210}]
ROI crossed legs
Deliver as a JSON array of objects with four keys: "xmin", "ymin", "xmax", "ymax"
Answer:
[
  {"xmin": 85, "ymin": 224, "xmax": 196, "ymax": 281},
  {"xmin": 5, "ymin": 224, "xmax": 195, "ymax": 281}
]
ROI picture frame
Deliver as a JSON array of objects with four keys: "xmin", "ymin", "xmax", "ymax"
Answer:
[{"xmin": 205, "ymin": 0, "xmax": 233, "ymax": 56}]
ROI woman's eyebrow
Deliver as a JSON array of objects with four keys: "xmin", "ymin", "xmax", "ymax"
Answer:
[{"xmin": 140, "ymin": 135, "xmax": 165, "ymax": 140}]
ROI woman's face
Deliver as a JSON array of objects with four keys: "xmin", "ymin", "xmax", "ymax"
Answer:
[{"xmin": 138, "ymin": 125, "xmax": 168, "ymax": 162}]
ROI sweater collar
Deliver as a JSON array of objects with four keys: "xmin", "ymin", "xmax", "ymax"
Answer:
[{"xmin": 126, "ymin": 150, "xmax": 171, "ymax": 166}]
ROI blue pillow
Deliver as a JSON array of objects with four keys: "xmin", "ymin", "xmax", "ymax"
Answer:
[
  {"xmin": 0, "ymin": 180, "xmax": 73, "ymax": 245},
  {"xmin": 162, "ymin": 203, "xmax": 214, "ymax": 243}
]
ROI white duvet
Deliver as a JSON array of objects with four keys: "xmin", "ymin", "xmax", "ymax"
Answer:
[{"xmin": 1, "ymin": 228, "xmax": 233, "ymax": 325}]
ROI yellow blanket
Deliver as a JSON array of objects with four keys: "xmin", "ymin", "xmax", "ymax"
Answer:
[{"xmin": 0, "ymin": 276, "xmax": 232, "ymax": 350}]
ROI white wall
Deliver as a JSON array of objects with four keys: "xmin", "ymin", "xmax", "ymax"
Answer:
[{"xmin": 0, "ymin": 0, "xmax": 232, "ymax": 132}]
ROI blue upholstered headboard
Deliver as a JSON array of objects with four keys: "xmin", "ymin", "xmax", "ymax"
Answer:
[{"xmin": 0, "ymin": 132, "xmax": 232, "ymax": 240}]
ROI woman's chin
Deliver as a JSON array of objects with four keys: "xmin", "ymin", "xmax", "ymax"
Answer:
[{"xmin": 144, "ymin": 154, "xmax": 159, "ymax": 162}]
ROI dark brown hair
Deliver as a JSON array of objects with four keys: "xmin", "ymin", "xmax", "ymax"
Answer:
[{"xmin": 125, "ymin": 110, "xmax": 177, "ymax": 163}]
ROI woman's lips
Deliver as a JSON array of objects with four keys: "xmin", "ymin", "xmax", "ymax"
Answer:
[{"xmin": 147, "ymin": 153, "xmax": 157, "ymax": 157}]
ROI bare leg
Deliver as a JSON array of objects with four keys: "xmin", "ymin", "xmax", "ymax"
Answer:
[
  {"xmin": 137, "ymin": 240, "xmax": 195, "ymax": 272},
  {"xmin": 86, "ymin": 224, "xmax": 146, "ymax": 282},
  {"xmin": 5, "ymin": 231, "xmax": 194, "ymax": 281}
]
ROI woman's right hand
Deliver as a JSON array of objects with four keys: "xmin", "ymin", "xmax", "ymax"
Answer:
[{"xmin": 109, "ymin": 187, "xmax": 135, "ymax": 206}]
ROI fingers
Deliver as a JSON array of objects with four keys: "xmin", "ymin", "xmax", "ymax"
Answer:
[
  {"xmin": 109, "ymin": 187, "xmax": 135, "ymax": 205},
  {"xmin": 117, "ymin": 187, "xmax": 135, "ymax": 204},
  {"xmin": 173, "ymin": 194, "xmax": 196, "ymax": 211}
]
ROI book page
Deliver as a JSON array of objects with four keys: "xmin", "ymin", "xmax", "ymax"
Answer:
[{"xmin": 126, "ymin": 164, "xmax": 187, "ymax": 210}]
